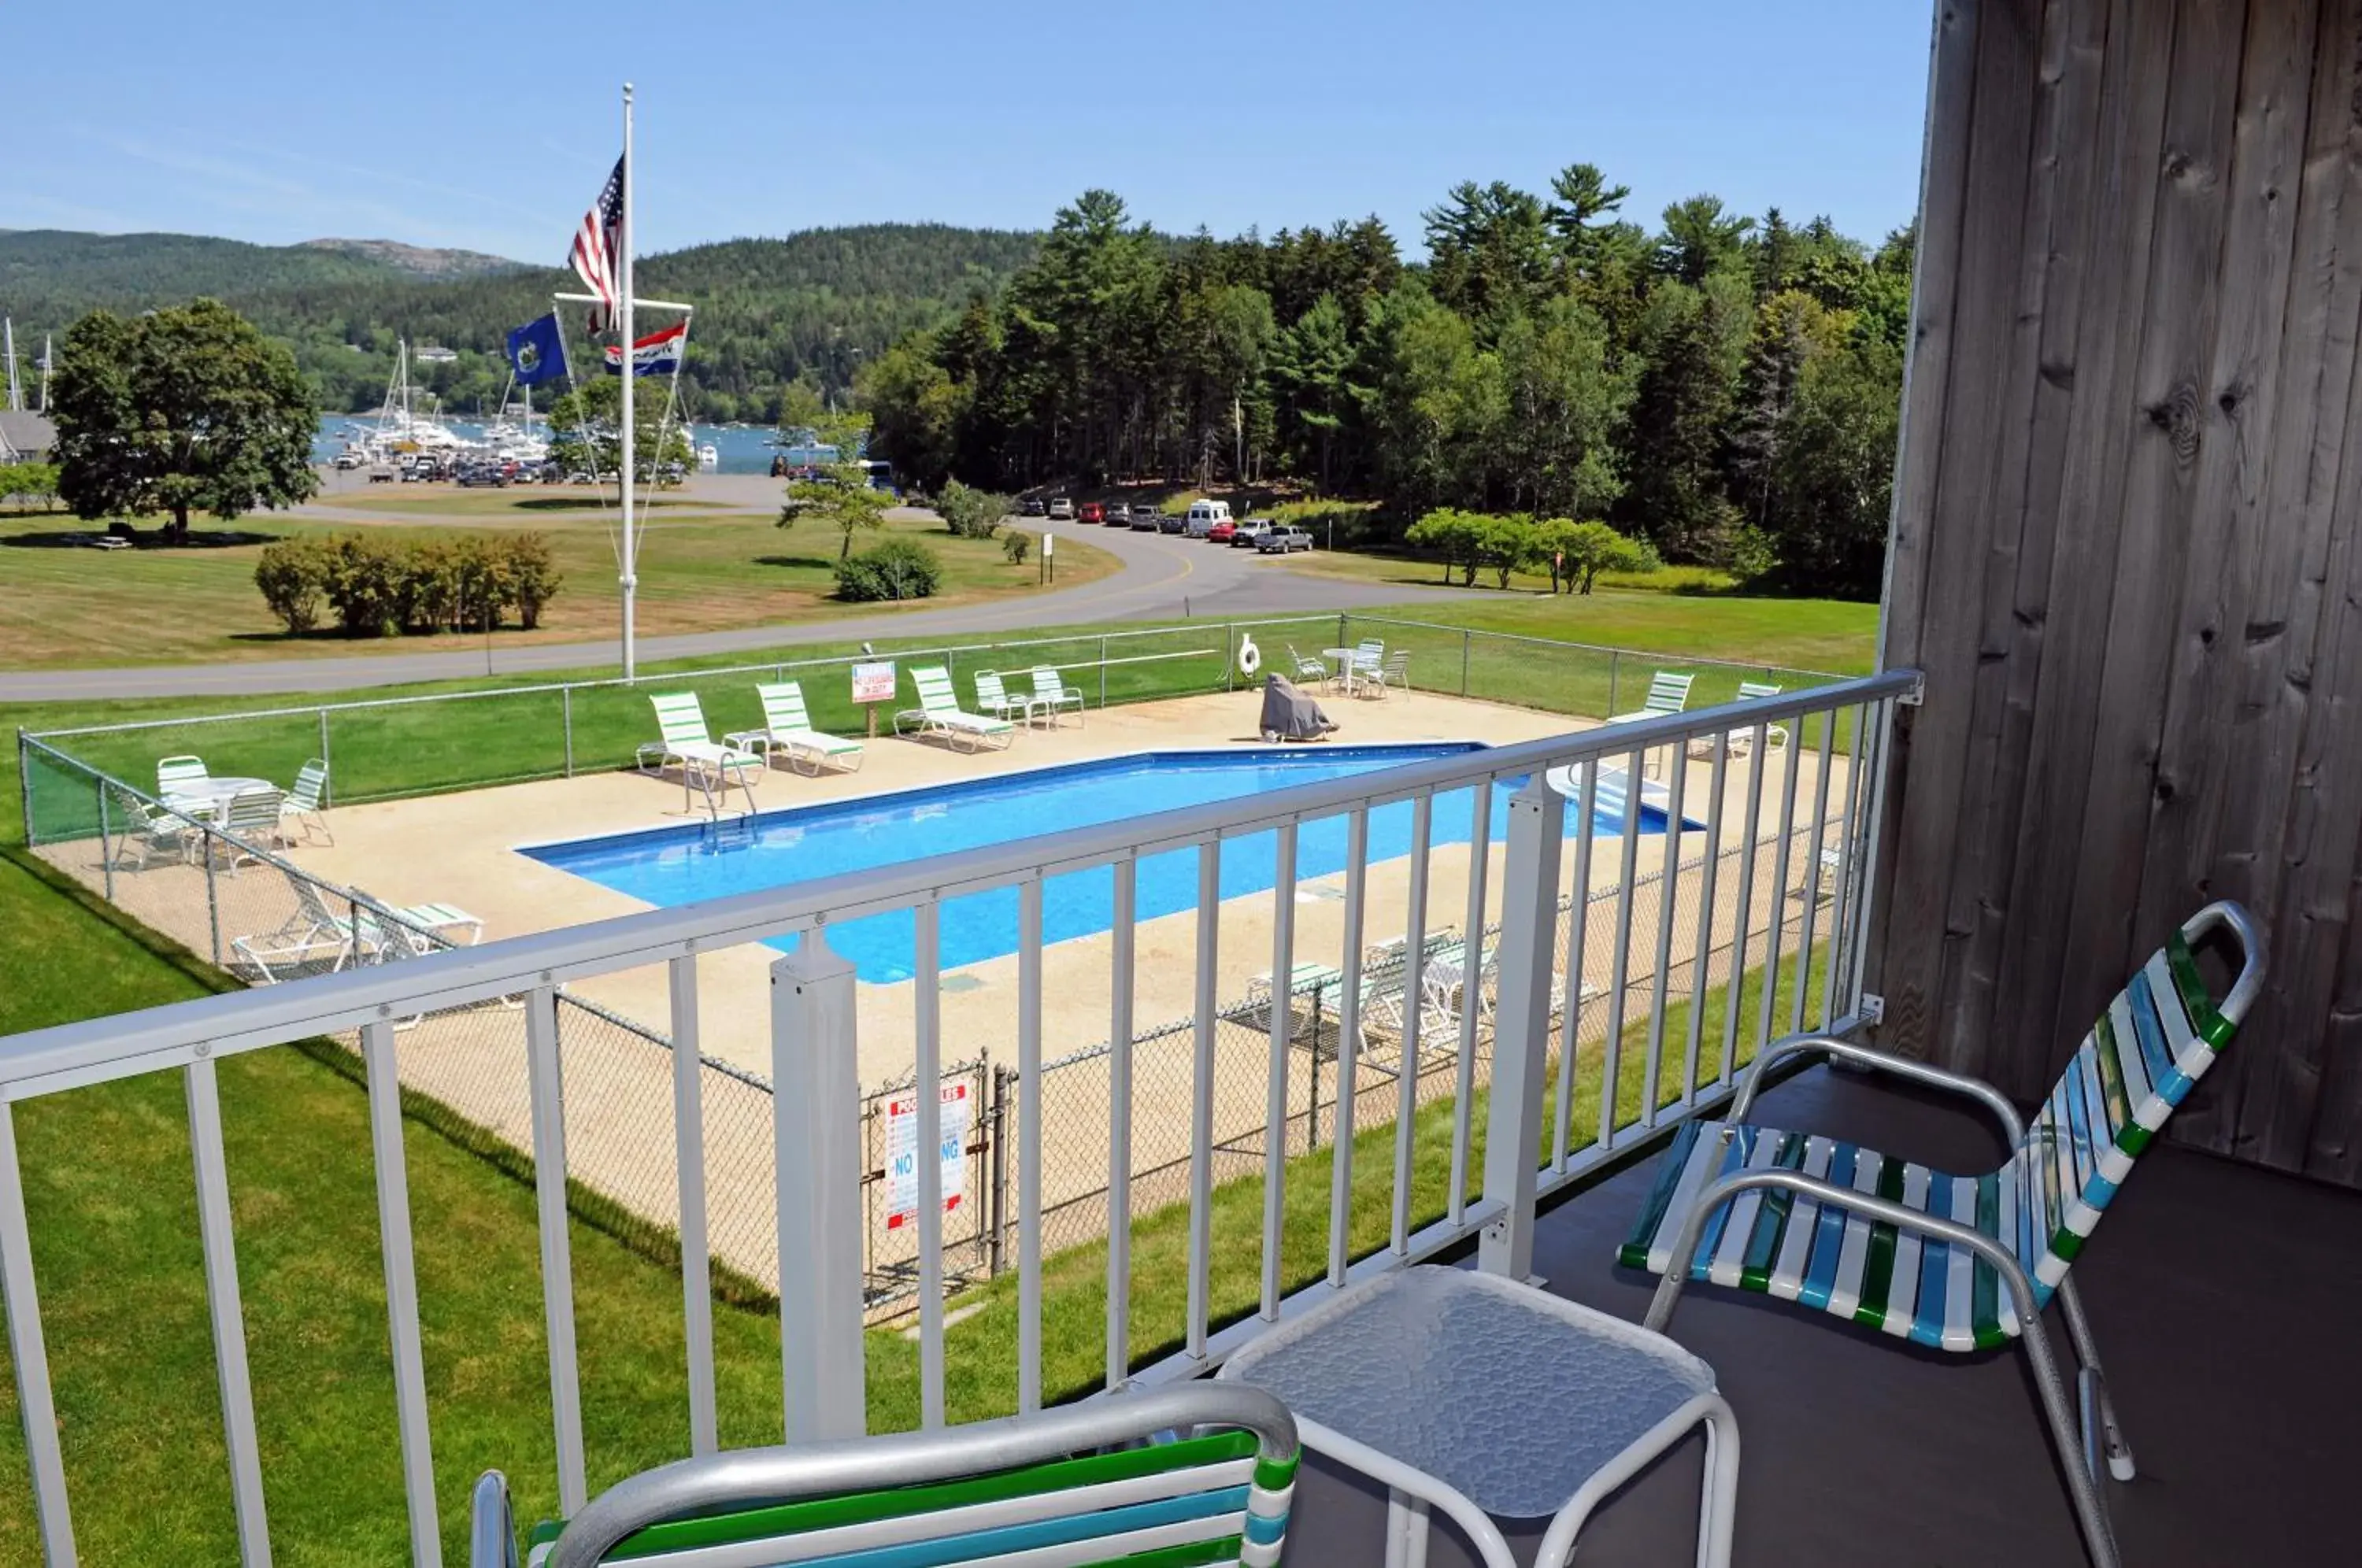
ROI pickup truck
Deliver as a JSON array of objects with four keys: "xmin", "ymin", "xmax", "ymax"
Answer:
[{"xmin": 1256, "ymin": 527, "xmax": 1312, "ymax": 554}]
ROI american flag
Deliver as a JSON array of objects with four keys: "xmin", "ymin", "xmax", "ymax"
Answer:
[{"xmin": 568, "ymin": 155, "xmax": 625, "ymax": 332}]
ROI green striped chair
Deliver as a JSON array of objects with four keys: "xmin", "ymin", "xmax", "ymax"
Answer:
[
  {"xmin": 1618, "ymin": 901, "xmax": 2264, "ymax": 1568},
  {"xmin": 484, "ymin": 1383, "xmax": 1299, "ymax": 1568}
]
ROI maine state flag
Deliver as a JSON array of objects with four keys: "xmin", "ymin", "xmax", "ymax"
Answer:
[{"xmin": 505, "ymin": 313, "xmax": 568, "ymax": 386}]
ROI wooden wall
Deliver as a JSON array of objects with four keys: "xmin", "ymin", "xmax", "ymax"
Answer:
[{"xmin": 1872, "ymin": 0, "xmax": 2362, "ymax": 1179}]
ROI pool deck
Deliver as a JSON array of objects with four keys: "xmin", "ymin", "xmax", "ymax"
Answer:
[{"xmin": 284, "ymin": 688, "xmax": 1843, "ymax": 1094}]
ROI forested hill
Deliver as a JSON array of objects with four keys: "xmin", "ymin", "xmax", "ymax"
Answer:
[{"xmin": 0, "ymin": 224, "xmax": 1042, "ymax": 420}]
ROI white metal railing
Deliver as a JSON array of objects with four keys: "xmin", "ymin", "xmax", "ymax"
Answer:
[{"xmin": 0, "ymin": 669, "xmax": 1916, "ymax": 1565}]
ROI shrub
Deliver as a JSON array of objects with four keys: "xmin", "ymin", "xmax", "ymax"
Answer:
[
  {"xmin": 834, "ymin": 537, "xmax": 942, "ymax": 601},
  {"xmin": 1002, "ymin": 530, "xmax": 1033, "ymax": 565},
  {"xmin": 934, "ymin": 479, "xmax": 1009, "ymax": 540},
  {"xmin": 321, "ymin": 534, "xmax": 403, "ymax": 638},
  {"xmin": 290, "ymin": 531, "xmax": 561, "ymax": 637},
  {"xmin": 502, "ymin": 533, "xmax": 561, "ymax": 629},
  {"xmin": 253, "ymin": 537, "xmax": 331, "ymax": 635}
]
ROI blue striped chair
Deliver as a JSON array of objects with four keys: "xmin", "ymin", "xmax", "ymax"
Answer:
[
  {"xmin": 1619, "ymin": 901, "xmax": 2263, "ymax": 1568},
  {"xmin": 479, "ymin": 1382, "xmax": 1299, "ymax": 1568}
]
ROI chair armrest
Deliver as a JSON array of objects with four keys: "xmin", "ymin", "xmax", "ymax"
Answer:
[
  {"xmin": 1732, "ymin": 1030, "xmax": 2025, "ymax": 1148},
  {"xmin": 1640, "ymin": 1166, "xmax": 2042, "ymax": 1338},
  {"xmin": 470, "ymin": 1469, "xmax": 517, "ymax": 1568}
]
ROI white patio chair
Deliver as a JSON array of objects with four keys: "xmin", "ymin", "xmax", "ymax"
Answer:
[
  {"xmin": 218, "ymin": 787, "xmax": 285, "ymax": 872},
  {"xmin": 973, "ymin": 669, "xmax": 1042, "ymax": 727},
  {"xmin": 106, "ymin": 782, "xmax": 196, "ymax": 870},
  {"xmin": 280, "ymin": 759, "xmax": 332, "ymax": 844},
  {"xmin": 1029, "ymin": 666, "xmax": 1087, "ymax": 727},
  {"xmin": 156, "ymin": 755, "xmax": 209, "ymax": 804}
]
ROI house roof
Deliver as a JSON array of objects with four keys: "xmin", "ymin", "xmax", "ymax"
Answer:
[{"xmin": 0, "ymin": 410, "xmax": 57, "ymax": 460}]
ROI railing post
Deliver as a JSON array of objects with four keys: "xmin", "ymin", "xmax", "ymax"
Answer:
[
  {"xmin": 317, "ymin": 708, "xmax": 332, "ymax": 807},
  {"xmin": 1224, "ymin": 623, "xmax": 1235, "ymax": 693},
  {"xmin": 562, "ymin": 686, "xmax": 576, "ymax": 779},
  {"xmin": 1478, "ymin": 776, "xmax": 1566, "ymax": 1284},
  {"xmin": 525, "ymin": 987, "xmax": 586, "ymax": 1516},
  {"xmin": 772, "ymin": 936, "xmax": 865, "ymax": 1443},
  {"xmin": 0, "ymin": 1100, "xmax": 76, "ymax": 1566},
  {"xmin": 97, "ymin": 776, "xmax": 114, "ymax": 903},
  {"xmin": 362, "ymin": 1021, "xmax": 442, "ymax": 1568},
  {"xmin": 1461, "ymin": 629, "xmax": 1472, "ymax": 697}
]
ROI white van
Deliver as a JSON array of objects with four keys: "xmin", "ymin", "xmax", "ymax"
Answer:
[{"xmin": 1184, "ymin": 499, "xmax": 1232, "ymax": 538}]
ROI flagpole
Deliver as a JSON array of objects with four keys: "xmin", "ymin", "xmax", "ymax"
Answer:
[{"xmin": 619, "ymin": 81, "xmax": 638, "ymax": 680}]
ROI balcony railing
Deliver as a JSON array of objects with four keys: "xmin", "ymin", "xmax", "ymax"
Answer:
[{"xmin": 0, "ymin": 668, "xmax": 1916, "ymax": 1566}]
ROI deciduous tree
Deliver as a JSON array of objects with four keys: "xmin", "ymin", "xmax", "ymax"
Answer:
[{"xmin": 50, "ymin": 298, "xmax": 317, "ymax": 541}]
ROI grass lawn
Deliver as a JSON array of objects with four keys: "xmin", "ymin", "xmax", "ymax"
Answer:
[{"xmin": 0, "ymin": 512, "xmax": 1115, "ymax": 671}]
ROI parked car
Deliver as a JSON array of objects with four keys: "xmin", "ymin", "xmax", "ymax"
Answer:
[
  {"xmin": 1230, "ymin": 519, "xmax": 1274, "ymax": 548},
  {"xmin": 1130, "ymin": 508, "xmax": 1164, "ymax": 531},
  {"xmin": 1158, "ymin": 512, "xmax": 1189, "ymax": 534},
  {"xmin": 1047, "ymin": 497, "xmax": 1076, "ymax": 520},
  {"xmin": 1019, "ymin": 497, "xmax": 1047, "ymax": 517},
  {"xmin": 1206, "ymin": 519, "xmax": 1238, "ymax": 543},
  {"xmin": 1077, "ymin": 501, "xmax": 1106, "ymax": 524},
  {"xmin": 1256, "ymin": 527, "xmax": 1312, "ymax": 554}
]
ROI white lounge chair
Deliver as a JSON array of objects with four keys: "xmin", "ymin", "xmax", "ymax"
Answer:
[
  {"xmin": 280, "ymin": 759, "xmax": 332, "ymax": 844},
  {"xmin": 1607, "ymin": 671, "xmax": 1695, "ymax": 777},
  {"xmin": 1029, "ymin": 666, "xmax": 1087, "ymax": 727},
  {"xmin": 894, "ymin": 665, "xmax": 1016, "ymax": 752},
  {"xmin": 234, "ymin": 873, "xmax": 485, "ymax": 984},
  {"xmin": 726, "ymin": 681, "xmax": 864, "ymax": 775},
  {"xmin": 1287, "ymin": 644, "xmax": 1333, "ymax": 689},
  {"xmin": 1372, "ymin": 648, "xmax": 1412, "ymax": 697},
  {"xmin": 354, "ymin": 889, "xmax": 484, "ymax": 945},
  {"xmin": 1688, "ymin": 680, "xmax": 1790, "ymax": 760},
  {"xmin": 974, "ymin": 669, "xmax": 1042, "ymax": 727},
  {"xmin": 646, "ymin": 692, "xmax": 764, "ymax": 815}
]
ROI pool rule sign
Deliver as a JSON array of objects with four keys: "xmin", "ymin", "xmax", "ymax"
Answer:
[
  {"xmin": 852, "ymin": 659, "xmax": 896, "ymax": 736},
  {"xmin": 884, "ymin": 1081, "xmax": 970, "ymax": 1230}
]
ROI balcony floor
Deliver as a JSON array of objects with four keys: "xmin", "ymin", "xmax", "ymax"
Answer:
[{"xmin": 1279, "ymin": 1064, "xmax": 2362, "ymax": 1566}]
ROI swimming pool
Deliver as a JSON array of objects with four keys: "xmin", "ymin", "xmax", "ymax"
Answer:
[{"xmin": 524, "ymin": 745, "xmax": 1684, "ymax": 983}]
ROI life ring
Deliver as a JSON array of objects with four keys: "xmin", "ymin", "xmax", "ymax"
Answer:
[{"xmin": 1237, "ymin": 632, "xmax": 1262, "ymax": 679}]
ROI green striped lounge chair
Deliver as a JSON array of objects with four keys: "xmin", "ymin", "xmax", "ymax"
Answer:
[
  {"xmin": 647, "ymin": 693, "xmax": 764, "ymax": 814},
  {"xmin": 1620, "ymin": 900, "xmax": 2264, "ymax": 1568},
  {"xmin": 491, "ymin": 1382, "xmax": 1299, "ymax": 1568},
  {"xmin": 894, "ymin": 664, "xmax": 1016, "ymax": 752},
  {"xmin": 730, "ymin": 681, "xmax": 865, "ymax": 775}
]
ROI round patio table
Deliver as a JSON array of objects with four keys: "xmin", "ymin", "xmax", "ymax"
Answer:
[
  {"xmin": 162, "ymin": 776, "xmax": 273, "ymax": 822},
  {"xmin": 1322, "ymin": 647, "xmax": 1364, "ymax": 693}
]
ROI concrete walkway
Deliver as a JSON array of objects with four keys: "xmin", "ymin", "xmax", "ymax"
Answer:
[{"xmin": 5, "ymin": 479, "xmax": 1476, "ymax": 701}]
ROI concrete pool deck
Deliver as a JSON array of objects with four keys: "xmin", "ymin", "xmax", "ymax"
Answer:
[{"xmin": 276, "ymin": 687, "xmax": 1846, "ymax": 1093}]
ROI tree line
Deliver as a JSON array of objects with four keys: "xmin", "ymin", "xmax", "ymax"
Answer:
[
  {"xmin": 861, "ymin": 174, "xmax": 1912, "ymax": 597},
  {"xmin": 3, "ymin": 224, "xmax": 1043, "ymax": 425}
]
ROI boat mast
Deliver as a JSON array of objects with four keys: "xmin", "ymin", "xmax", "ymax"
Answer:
[
  {"xmin": 4, "ymin": 320, "xmax": 18, "ymax": 413},
  {"xmin": 620, "ymin": 82, "xmax": 639, "ymax": 680},
  {"xmin": 39, "ymin": 335, "xmax": 51, "ymax": 412}
]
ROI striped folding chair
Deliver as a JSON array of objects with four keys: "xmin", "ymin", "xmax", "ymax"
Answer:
[
  {"xmin": 1619, "ymin": 901, "xmax": 2264, "ymax": 1568},
  {"xmin": 491, "ymin": 1382, "xmax": 1298, "ymax": 1568}
]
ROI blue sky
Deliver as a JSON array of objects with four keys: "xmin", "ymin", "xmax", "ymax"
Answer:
[{"xmin": 9, "ymin": 2, "xmax": 1932, "ymax": 261}]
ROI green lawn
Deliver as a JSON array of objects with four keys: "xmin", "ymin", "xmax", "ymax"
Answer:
[{"xmin": 0, "ymin": 512, "xmax": 1114, "ymax": 671}]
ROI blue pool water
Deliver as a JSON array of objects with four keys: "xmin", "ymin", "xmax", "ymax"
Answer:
[{"xmin": 524, "ymin": 745, "xmax": 1680, "ymax": 983}]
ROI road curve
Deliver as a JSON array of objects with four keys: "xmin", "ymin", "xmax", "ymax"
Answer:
[{"xmin": 2, "ymin": 517, "xmax": 1475, "ymax": 702}]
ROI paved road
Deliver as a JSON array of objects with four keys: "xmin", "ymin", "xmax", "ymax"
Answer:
[{"xmin": 2, "ymin": 508, "xmax": 1475, "ymax": 701}]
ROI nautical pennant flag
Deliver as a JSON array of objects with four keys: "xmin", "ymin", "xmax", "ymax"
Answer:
[
  {"xmin": 504, "ymin": 312, "xmax": 568, "ymax": 386},
  {"xmin": 568, "ymin": 154, "xmax": 624, "ymax": 332},
  {"xmin": 602, "ymin": 320, "xmax": 687, "ymax": 377}
]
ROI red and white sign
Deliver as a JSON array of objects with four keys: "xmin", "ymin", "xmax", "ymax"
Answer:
[
  {"xmin": 883, "ymin": 1081, "xmax": 969, "ymax": 1230},
  {"xmin": 852, "ymin": 660, "xmax": 897, "ymax": 704}
]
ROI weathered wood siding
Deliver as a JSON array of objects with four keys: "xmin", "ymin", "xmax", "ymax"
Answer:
[{"xmin": 1874, "ymin": 0, "xmax": 2362, "ymax": 1178}]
